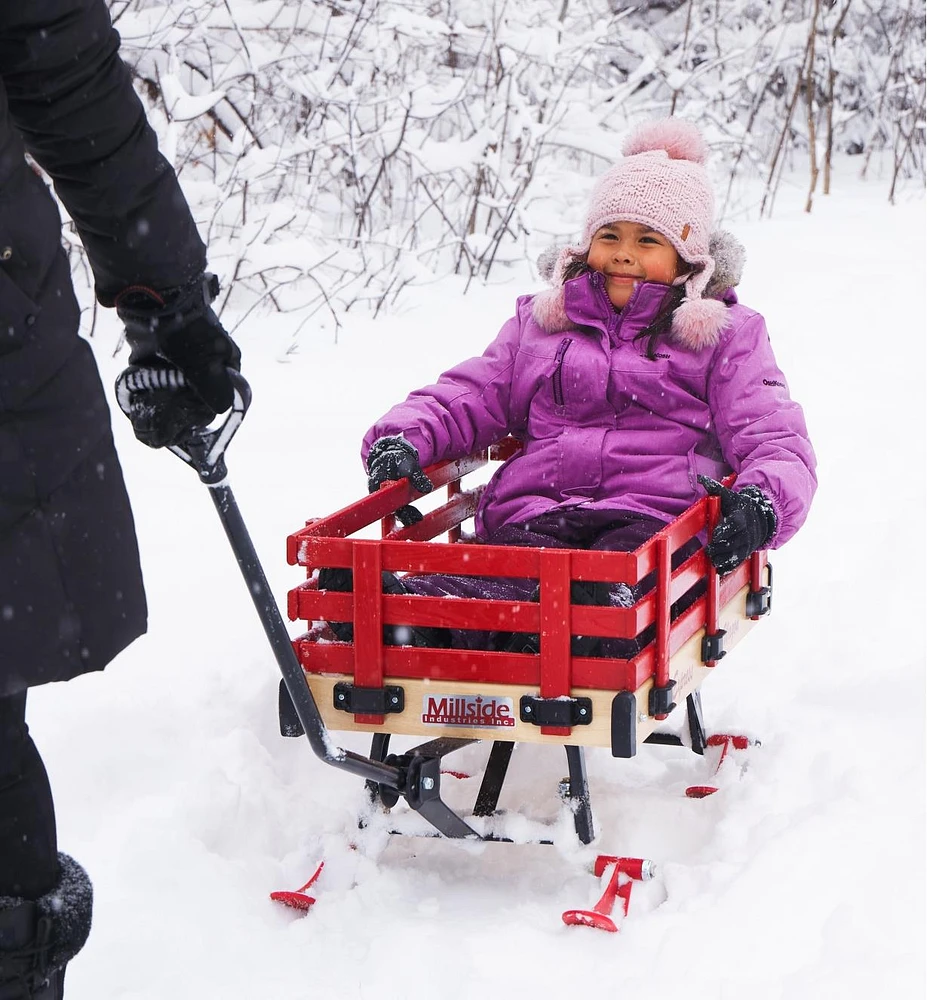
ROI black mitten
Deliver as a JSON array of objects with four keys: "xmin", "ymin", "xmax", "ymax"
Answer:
[
  {"xmin": 698, "ymin": 476, "xmax": 777, "ymax": 575},
  {"xmin": 116, "ymin": 274, "xmax": 241, "ymax": 447},
  {"xmin": 366, "ymin": 435, "xmax": 432, "ymax": 493},
  {"xmin": 116, "ymin": 362, "xmax": 216, "ymax": 449},
  {"xmin": 366, "ymin": 435, "xmax": 433, "ymax": 526}
]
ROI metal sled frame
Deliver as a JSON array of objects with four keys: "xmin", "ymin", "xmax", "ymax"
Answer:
[{"xmin": 283, "ymin": 437, "xmax": 772, "ymax": 845}]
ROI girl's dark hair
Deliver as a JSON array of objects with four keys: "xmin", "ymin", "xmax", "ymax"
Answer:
[
  {"xmin": 560, "ymin": 252, "xmax": 685, "ymax": 360},
  {"xmin": 560, "ymin": 254, "xmax": 590, "ymax": 283}
]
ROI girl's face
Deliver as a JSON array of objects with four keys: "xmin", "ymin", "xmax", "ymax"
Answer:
[{"xmin": 586, "ymin": 221, "xmax": 684, "ymax": 309}]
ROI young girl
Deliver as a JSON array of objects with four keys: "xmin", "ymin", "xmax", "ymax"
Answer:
[{"xmin": 326, "ymin": 119, "xmax": 816, "ymax": 654}]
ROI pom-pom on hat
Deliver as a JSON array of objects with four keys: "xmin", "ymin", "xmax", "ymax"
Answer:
[{"xmin": 536, "ymin": 118, "xmax": 732, "ymax": 349}]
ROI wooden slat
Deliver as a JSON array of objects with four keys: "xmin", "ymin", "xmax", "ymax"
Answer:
[
  {"xmin": 286, "ymin": 451, "xmax": 493, "ymax": 556},
  {"xmin": 383, "ymin": 488, "xmax": 485, "ymax": 542},
  {"xmin": 379, "ymin": 541, "xmax": 543, "ymax": 577},
  {"xmin": 352, "ymin": 541, "xmax": 384, "ymax": 725},
  {"xmin": 294, "ymin": 587, "xmax": 353, "ymax": 622},
  {"xmin": 539, "ymin": 549, "xmax": 572, "ymax": 736},
  {"xmin": 654, "ymin": 535, "xmax": 672, "ymax": 701},
  {"xmin": 565, "ymin": 547, "xmax": 635, "ymax": 581}
]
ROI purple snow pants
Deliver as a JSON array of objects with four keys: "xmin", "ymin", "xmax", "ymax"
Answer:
[{"xmin": 398, "ymin": 508, "xmax": 701, "ymax": 655}]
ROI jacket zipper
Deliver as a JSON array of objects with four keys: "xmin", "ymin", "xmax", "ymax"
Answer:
[
  {"xmin": 552, "ymin": 337, "xmax": 573, "ymax": 406},
  {"xmin": 591, "ymin": 270, "xmax": 623, "ymax": 342}
]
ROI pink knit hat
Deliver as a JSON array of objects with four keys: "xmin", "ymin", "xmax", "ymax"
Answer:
[{"xmin": 534, "ymin": 118, "xmax": 734, "ymax": 349}]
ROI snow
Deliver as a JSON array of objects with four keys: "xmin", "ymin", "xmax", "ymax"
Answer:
[
  {"xmin": 158, "ymin": 73, "xmax": 225, "ymax": 123},
  {"xmin": 27, "ymin": 168, "xmax": 925, "ymax": 998}
]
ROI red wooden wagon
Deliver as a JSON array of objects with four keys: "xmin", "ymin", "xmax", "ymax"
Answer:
[{"xmin": 276, "ymin": 437, "xmax": 770, "ymax": 926}]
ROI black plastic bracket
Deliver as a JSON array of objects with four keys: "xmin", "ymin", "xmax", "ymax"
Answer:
[
  {"xmin": 519, "ymin": 695, "xmax": 592, "ymax": 727},
  {"xmin": 611, "ymin": 691, "xmax": 637, "ymax": 758},
  {"xmin": 746, "ymin": 562, "xmax": 774, "ymax": 618},
  {"xmin": 701, "ymin": 630, "xmax": 727, "ymax": 663},
  {"xmin": 648, "ymin": 679, "xmax": 677, "ymax": 717},
  {"xmin": 563, "ymin": 745, "xmax": 595, "ymax": 844},
  {"xmin": 333, "ymin": 682, "xmax": 405, "ymax": 715},
  {"xmin": 376, "ymin": 752, "xmax": 411, "ymax": 809},
  {"xmin": 642, "ymin": 691, "xmax": 707, "ymax": 755},
  {"xmin": 643, "ymin": 731, "xmax": 682, "ymax": 747},
  {"xmin": 278, "ymin": 679, "xmax": 304, "ymax": 737},
  {"xmin": 473, "ymin": 741, "xmax": 515, "ymax": 818},
  {"xmin": 686, "ymin": 689, "xmax": 708, "ymax": 755},
  {"xmin": 404, "ymin": 756, "xmax": 480, "ymax": 838}
]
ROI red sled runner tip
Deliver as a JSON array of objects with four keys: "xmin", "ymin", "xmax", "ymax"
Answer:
[
  {"xmin": 684, "ymin": 734, "xmax": 758, "ymax": 798},
  {"xmin": 561, "ymin": 907, "xmax": 622, "ymax": 932},
  {"xmin": 562, "ymin": 857, "xmax": 654, "ymax": 933},
  {"xmin": 269, "ymin": 890, "xmax": 317, "ymax": 911},
  {"xmin": 685, "ymin": 784, "xmax": 718, "ymax": 799},
  {"xmin": 270, "ymin": 861, "xmax": 324, "ymax": 912}
]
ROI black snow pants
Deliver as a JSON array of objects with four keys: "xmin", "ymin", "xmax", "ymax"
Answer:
[{"xmin": 0, "ymin": 693, "xmax": 58, "ymax": 899}]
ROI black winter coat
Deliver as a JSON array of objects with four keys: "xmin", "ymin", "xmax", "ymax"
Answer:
[{"xmin": 0, "ymin": 0, "xmax": 208, "ymax": 695}]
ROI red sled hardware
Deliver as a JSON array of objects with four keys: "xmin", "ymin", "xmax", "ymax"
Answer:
[
  {"xmin": 685, "ymin": 734, "xmax": 759, "ymax": 798},
  {"xmin": 562, "ymin": 856, "xmax": 656, "ymax": 932},
  {"xmin": 270, "ymin": 861, "xmax": 324, "ymax": 911}
]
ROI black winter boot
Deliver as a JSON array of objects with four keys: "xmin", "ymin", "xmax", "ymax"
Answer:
[
  {"xmin": 498, "ymin": 581, "xmax": 638, "ymax": 657},
  {"xmin": 0, "ymin": 855, "xmax": 92, "ymax": 1000},
  {"xmin": 317, "ymin": 569, "xmax": 451, "ymax": 648},
  {"xmin": 316, "ymin": 567, "xmax": 359, "ymax": 642}
]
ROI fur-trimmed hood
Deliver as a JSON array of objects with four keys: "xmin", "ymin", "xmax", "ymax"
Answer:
[{"xmin": 532, "ymin": 229, "xmax": 746, "ymax": 350}]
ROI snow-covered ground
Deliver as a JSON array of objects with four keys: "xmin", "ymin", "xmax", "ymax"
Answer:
[{"xmin": 28, "ymin": 168, "xmax": 925, "ymax": 999}]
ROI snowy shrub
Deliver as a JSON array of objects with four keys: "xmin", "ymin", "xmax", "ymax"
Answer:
[{"xmin": 99, "ymin": 0, "xmax": 924, "ymax": 329}]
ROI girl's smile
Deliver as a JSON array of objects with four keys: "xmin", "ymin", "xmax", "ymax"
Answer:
[{"xmin": 586, "ymin": 221, "xmax": 683, "ymax": 308}]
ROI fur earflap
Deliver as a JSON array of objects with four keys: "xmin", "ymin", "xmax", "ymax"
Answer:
[
  {"xmin": 536, "ymin": 245, "xmax": 561, "ymax": 283},
  {"xmin": 705, "ymin": 229, "xmax": 745, "ymax": 296},
  {"xmin": 670, "ymin": 297, "xmax": 732, "ymax": 349}
]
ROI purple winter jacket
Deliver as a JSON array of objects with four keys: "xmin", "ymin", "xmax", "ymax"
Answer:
[{"xmin": 363, "ymin": 271, "xmax": 816, "ymax": 547}]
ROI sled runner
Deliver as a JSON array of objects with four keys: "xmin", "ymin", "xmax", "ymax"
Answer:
[{"xmin": 118, "ymin": 373, "xmax": 768, "ymax": 931}]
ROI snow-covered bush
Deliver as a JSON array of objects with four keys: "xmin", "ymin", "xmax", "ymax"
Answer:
[{"xmin": 103, "ymin": 0, "xmax": 924, "ymax": 328}]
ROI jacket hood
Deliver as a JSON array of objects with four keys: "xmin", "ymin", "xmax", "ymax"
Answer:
[{"xmin": 532, "ymin": 228, "xmax": 746, "ymax": 350}]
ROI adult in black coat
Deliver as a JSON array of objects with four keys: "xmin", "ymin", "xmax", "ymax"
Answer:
[{"xmin": 0, "ymin": 2, "xmax": 241, "ymax": 995}]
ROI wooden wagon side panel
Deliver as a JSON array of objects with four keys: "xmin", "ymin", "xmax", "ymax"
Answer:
[{"xmin": 298, "ymin": 583, "xmax": 758, "ymax": 748}]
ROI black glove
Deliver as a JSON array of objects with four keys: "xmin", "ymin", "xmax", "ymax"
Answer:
[
  {"xmin": 116, "ymin": 274, "xmax": 241, "ymax": 448},
  {"xmin": 366, "ymin": 435, "xmax": 433, "ymax": 527},
  {"xmin": 366, "ymin": 436, "xmax": 433, "ymax": 494},
  {"xmin": 698, "ymin": 476, "xmax": 777, "ymax": 575},
  {"xmin": 116, "ymin": 361, "xmax": 217, "ymax": 450}
]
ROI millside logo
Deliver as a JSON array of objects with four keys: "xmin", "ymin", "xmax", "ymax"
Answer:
[{"xmin": 422, "ymin": 694, "xmax": 516, "ymax": 728}]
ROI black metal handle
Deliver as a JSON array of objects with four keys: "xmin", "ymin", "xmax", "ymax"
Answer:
[
  {"xmin": 116, "ymin": 367, "xmax": 406, "ymax": 789},
  {"xmin": 167, "ymin": 371, "xmax": 252, "ymax": 485},
  {"xmin": 114, "ymin": 367, "xmax": 252, "ymax": 485},
  {"xmin": 204, "ymin": 480, "xmax": 404, "ymax": 787}
]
